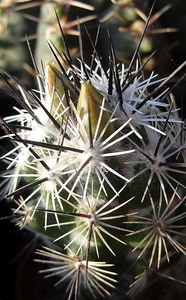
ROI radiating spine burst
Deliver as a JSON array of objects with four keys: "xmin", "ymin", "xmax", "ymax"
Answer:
[{"xmin": 1, "ymin": 4, "xmax": 186, "ymax": 298}]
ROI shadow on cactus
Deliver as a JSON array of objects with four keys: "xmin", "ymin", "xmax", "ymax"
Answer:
[{"xmin": 1, "ymin": 5, "xmax": 186, "ymax": 300}]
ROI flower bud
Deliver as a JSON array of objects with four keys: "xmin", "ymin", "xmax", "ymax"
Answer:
[
  {"xmin": 45, "ymin": 62, "xmax": 77, "ymax": 122},
  {"xmin": 77, "ymin": 81, "xmax": 114, "ymax": 140}
]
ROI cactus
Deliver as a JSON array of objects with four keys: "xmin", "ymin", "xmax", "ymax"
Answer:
[{"xmin": 1, "ymin": 1, "xmax": 186, "ymax": 299}]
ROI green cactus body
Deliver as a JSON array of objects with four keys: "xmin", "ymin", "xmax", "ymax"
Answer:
[{"xmin": 1, "ymin": 1, "xmax": 186, "ymax": 299}]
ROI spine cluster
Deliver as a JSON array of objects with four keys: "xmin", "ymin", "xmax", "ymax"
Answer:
[{"xmin": 1, "ymin": 4, "xmax": 186, "ymax": 300}]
